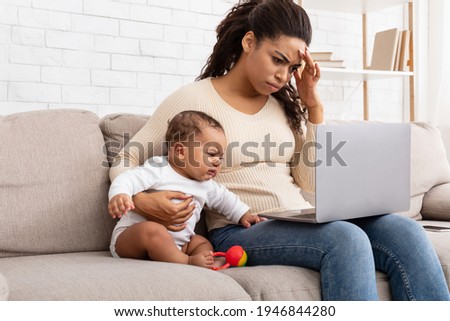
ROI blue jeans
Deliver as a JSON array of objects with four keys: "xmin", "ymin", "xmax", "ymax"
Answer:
[{"xmin": 209, "ymin": 214, "xmax": 450, "ymax": 301}]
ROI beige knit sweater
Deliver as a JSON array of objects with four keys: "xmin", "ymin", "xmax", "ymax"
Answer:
[{"xmin": 110, "ymin": 78, "xmax": 317, "ymax": 231}]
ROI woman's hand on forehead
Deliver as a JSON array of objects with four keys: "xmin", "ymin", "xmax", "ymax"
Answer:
[{"xmin": 299, "ymin": 47, "xmax": 317, "ymax": 78}]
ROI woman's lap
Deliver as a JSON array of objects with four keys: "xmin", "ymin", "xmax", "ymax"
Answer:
[
  {"xmin": 209, "ymin": 214, "xmax": 450, "ymax": 301},
  {"xmin": 210, "ymin": 218, "xmax": 369, "ymax": 269},
  {"xmin": 210, "ymin": 216, "xmax": 378, "ymax": 300}
]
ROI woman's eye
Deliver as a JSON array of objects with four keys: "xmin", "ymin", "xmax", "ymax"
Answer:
[
  {"xmin": 273, "ymin": 57, "xmax": 283, "ymax": 64},
  {"xmin": 290, "ymin": 63, "xmax": 302, "ymax": 73}
]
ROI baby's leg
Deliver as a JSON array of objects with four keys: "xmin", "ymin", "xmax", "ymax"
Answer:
[
  {"xmin": 115, "ymin": 221, "xmax": 191, "ymax": 264},
  {"xmin": 183, "ymin": 235, "xmax": 214, "ymax": 269}
]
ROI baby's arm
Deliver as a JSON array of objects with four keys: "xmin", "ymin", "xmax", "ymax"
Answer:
[
  {"xmin": 108, "ymin": 160, "xmax": 162, "ymax": 218},
  {"xmin": 207, "ymin": 181, "xmax": 261, "ymax": 227},
  {"xmin": 108, "ymin": 193, "xmax": 135, "ymax": 219},
  {"xmin": 239, "ymin": 211, "xmax": 262, "ymax": 228}
]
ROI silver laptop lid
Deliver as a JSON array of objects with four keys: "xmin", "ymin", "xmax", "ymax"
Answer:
[{"xmin": 314, "ymin": 123, "xmax": 411, "ymax": 223}]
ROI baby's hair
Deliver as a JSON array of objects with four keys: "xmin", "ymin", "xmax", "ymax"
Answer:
[
  {"xmin": 165, "ymin": 110, "xmax": 224, "ymax": 147},
  {"xmin": 197, "ymin": 0, "xmax": 312, "ymax": 133}
]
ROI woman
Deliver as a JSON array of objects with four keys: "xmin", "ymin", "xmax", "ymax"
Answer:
[{"xmin": 110, "ymin": 0, "xmax": 449, "ymax": 300}]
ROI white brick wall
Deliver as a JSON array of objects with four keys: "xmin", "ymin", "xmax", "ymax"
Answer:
[{"xmin": 0, "ymin": 0, "xmax": 405, "ymax": 121}]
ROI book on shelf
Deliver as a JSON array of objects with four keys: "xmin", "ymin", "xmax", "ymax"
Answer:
[
  {"xmin": 310, "ymin": 51, "xmax": 333, "ymax": 61},
  {"xmin": 368, "ymin": 28, "xmax": 400, "ymax": 71},
  {"xmin": 393, "ymin": 30, "xmax": 403, "ymax": 71},
  {"xmin": 310, "ymin": 51, "xmax": 345, "ymax": 69},
  {"xmin": 368, "ymin": 28, "xmax": 411, "ymax": 72},
  {"xmin": 316, "ymin": 60, "xmax": 345, "ymax": 68},
  {"xmin": 398, "ymin": 30, "xmax": 411, "ymax": 71}
]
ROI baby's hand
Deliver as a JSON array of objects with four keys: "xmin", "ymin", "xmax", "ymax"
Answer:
[
  {"xmin": 239, "ymin": 211, "xmax": 263, "ymax": 228},
  {"xmin": 108, "ymin": 193, "xmax": 135, "ymax": 219}
]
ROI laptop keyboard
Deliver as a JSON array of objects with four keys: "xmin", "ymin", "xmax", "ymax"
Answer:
[{"xmin": 290, "ymin": 213, "xmax": 316, "ymax": 219}]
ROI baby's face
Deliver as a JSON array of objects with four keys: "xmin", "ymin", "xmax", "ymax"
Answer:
[{"xmin": 182, "ymin": 127, "xmax": 227, "ymax": 181}]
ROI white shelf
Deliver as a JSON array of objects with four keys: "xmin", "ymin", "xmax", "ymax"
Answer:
[
  {"xmin": 301, "ymin": 0, "xmax": 408, "ymax": 14},
  {"xmin": 301, "ymin": 0, "xmax": 415, "ymax": 120},
  {"xmin": 320, "ymin": 68, "xmax": 413, "ymax": 81}
]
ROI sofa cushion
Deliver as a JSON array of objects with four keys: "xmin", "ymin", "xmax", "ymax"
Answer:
[
  {"xmin": 389, "ymin": 122, "xmax": 450, "ymax": 219},
  {"xmin": 0, "ymin": 273, "xmax": 8, "ymax": 300},
  {"xmin": 408, "ymin": 123, "xmax": 450, "ymax": 217},
  {"xmin": 421, "ymin": 183, "xmax": 450, "ymax": 221},
  {"xmin": 223, "ymin": 265, "xmax": 323, "ymax": 300},
  {"xmin": 420, "ymin": 220, "xmax": 450, "ymax": 289},
  {"xmin": 0, "ymin": 109, "xmax": 115, "ymax": 257},
  {"xmin": 0, "ymin": 251, "xmax": 250, "ymax": 300},
  {"xmin": 221, "ymin": 265, "xmax": 392, "ymax": 300},
  {"xmin": 99, "ymin": 113, "xmax": 149, "ymax": 164}
]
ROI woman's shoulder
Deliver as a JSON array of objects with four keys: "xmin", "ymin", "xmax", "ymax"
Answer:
[
  {"xmin": 164, "ymin": 78, "xmax": 213, "ymax": 102},
  {"xmin": 155, "ymin": 78, "xmax": 217, "ymax": 117}
]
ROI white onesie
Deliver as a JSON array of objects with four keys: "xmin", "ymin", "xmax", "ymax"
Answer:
[{"xmin": 109, "ymin": 156, "xmax": 249, "ymax": 257}]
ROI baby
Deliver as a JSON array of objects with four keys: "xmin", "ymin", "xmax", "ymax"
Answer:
[{"xmin": 108, "ymin": 110, "xmax": 261, "ymax": 268}]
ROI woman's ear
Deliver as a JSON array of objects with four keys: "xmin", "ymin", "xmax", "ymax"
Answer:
[{"xmin": 242, "ymin": 31, "xmax": 255, "ymax": 53}]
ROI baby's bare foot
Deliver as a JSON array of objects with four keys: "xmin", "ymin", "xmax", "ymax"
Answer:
[{"xmin": 188, "ymin": 251, "xmax": 214, "ymax": 268}]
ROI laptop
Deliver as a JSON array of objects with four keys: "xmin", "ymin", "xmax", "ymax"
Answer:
[{"xmin": 259, "ymin": 123, "xmax": 411, "ymax": 223}]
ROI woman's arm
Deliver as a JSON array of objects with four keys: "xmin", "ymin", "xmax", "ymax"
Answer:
[
  {"xmin": 132, "ymin": 191, "xmax": 195, "ymax": 231},
  {"xmin": 290, "ymin": 122, "xmax": 318, "ymax": 193},
  {"xmin": 291, "ymin": 47, "xmax": 324, "ymax": 193},
  {"xmin": 295, "ymin": 47, "xmax": 324, "ymax": 124}
]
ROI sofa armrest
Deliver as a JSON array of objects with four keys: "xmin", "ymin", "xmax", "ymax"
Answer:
[
  {"xmin": 421, "ymin": 183, "xmax": 450, "ymax": 221},
  {"xmin": 0, "ymin": 272, "xmax": 8, "ymax": 300}
]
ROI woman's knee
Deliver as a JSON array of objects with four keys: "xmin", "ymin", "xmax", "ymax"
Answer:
[
  {"xmin": 364, "ymin": 214, "xmax": 428, "ymax": 246},
  {"xmin": 327, "ymin": 221, "xmax": 372, "ymax": 253},
  {"xmin": 390, "ymin": 214, "xmax": 424, "ymax": 234},
  {"xmin": 307, "ymin": 221, "xmax": 375, "ymax": 275}
]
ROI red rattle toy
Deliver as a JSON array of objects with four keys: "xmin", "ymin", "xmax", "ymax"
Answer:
[{"xmin": 212, "ymin": 245, "xmax": 247, "ymax": 271}]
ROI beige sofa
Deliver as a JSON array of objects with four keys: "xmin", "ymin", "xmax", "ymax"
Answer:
[{"xmin": 1, "ymin": 109, "xmax": 449, "ymax": 301}]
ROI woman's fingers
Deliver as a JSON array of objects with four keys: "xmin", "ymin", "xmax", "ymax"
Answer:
[
  {"xmin": 314, "ymin": 61, "xmax": 321, "ymax": 81},
  {"xmin": 165, "ymin": 191, "xmax": 192, "ymax": 200}
]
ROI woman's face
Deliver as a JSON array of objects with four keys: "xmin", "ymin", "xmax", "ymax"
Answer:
[{"xmin": 244, "ymin": 34, "xmax": 306, "ymax": 95}]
